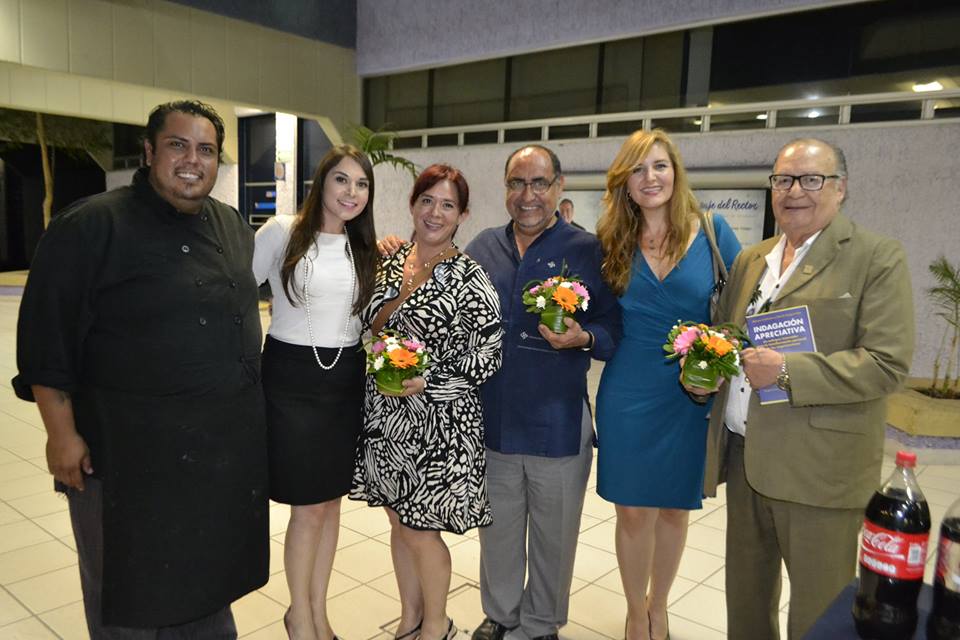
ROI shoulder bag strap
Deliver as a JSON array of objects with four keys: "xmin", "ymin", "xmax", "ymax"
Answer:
[{"xmin": 698, "ymin": 209, "xmax": 728, "ymax": 283}]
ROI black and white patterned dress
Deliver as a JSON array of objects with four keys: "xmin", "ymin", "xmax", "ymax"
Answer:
[{"xmin": 350, "ymin": 245, "xmax": 503, "ymax": 533}]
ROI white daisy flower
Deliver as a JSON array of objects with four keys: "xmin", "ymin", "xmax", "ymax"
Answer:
[
  {"xmin": 536, "ymin": 296, "xmax": 546, "ymax": 309},
  {"xmin": 373, "ymin": 356, "xmax": 385, "ymax": 370}
]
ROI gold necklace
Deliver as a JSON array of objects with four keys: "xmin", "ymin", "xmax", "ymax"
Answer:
[{"xmin": 404, "ymin": 244, "xmax": 455, "ymax": 293}]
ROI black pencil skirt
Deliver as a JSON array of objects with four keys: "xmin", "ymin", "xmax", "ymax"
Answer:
[{"xmin": 262, "ymin": 335, "xmax": 365, "ymax": 505}]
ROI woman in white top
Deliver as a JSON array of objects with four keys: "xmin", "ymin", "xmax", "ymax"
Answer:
[{"xmin": 253, "ymin": 145, "xmax": 378, "ymax": 640}]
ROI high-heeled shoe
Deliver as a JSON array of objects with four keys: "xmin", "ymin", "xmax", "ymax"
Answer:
[
  {"xmin": 648, "ymin": 609, "xmax": 670, "ymax": 640},
  {"xmin": 395, "ymin": 618, "xmax": 423, "ymax": 640}
]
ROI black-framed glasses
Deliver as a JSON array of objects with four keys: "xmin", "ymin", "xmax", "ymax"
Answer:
[
  {"xmin": 769, "ymin": 174, "xmax": 843, "ymax": 192},
  {"xmin": 505, "ymin": 176, "xmax": 558, "ymax": 194}
]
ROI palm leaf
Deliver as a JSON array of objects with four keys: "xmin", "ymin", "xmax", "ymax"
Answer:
[{"xmin": 347, "ymin": 124, "xmax": 418, "ymax": 180}]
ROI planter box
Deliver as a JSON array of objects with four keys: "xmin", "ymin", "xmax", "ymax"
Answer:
[{"xmin": 887, "ymin": 387, "xmax": 960, "ymax": 438}]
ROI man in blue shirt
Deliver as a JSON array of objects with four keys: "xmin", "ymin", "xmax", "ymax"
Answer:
[{"xmin": 468, "ymin": 145, "xmax": 621, "ymax": 640}]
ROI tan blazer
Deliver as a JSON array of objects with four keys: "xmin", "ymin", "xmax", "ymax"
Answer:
[{"xmin": 703, "ymin": 213, "xmax": 914, "ymax": 509}]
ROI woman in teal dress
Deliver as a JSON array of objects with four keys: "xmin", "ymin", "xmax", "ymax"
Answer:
[{"xmin": 595, "ymin": 129, "xmax": 740, "ymax": 640}]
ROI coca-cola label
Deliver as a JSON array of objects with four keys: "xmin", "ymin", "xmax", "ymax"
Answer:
[
  {"xmin": 859, "ymin": 520, "xmax": 929, "ymax": 580},
  {"xmin": 935, "ymin": 536, "xmax": 960, "ymax": 593}
]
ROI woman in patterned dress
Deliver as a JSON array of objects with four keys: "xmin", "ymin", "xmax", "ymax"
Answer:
[{"xmin": 351, "ymin": 164, "xmax": 503, "ymax": 640}]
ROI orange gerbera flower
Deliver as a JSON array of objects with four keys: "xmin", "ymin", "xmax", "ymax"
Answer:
[
  {"xmin": 704, "ymin": 335, "xmax": 733, "ymax": 356},
  {"xmin": 387, "ymin": 347, "xmax": 420, "ymax": 369},
  {"xmin": 552, "ymin": 287, "xmax": 579, "ymax": 313}
]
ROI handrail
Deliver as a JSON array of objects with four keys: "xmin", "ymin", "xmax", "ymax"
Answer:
[{"xmin": 392, "ymin": 89, "xmax": 960, "ymax": 148}]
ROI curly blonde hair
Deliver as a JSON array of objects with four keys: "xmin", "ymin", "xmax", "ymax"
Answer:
[{"xmin": 596, "ymin": 129, "xmax": 701, "ymax": 296}]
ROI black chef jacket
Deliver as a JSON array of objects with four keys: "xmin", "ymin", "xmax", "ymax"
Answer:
[{"xmin": 13, "ymin": 169, "xmax": 269, "ymax": 627}]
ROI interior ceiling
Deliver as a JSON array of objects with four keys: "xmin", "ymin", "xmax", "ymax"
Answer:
[{"xmin": 167, "ymin": 0, "xmax": 356, "ymax": 49}]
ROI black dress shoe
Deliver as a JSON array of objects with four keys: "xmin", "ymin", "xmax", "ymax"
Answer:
[{"xmin": 471, "ymin": 618, "xmax": 518, "ymax": 640}]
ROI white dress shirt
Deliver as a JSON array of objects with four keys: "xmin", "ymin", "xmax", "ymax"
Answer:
[{"xmin": 724, "ymin": 230, "xmax": 822, "ymax": 436}]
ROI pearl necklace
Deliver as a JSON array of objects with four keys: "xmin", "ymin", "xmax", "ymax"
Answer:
[
  {"xmin": 302, "ymin": 234, "xmax": 356, "ymax": 370},
  {"xmin": 404, "ymin": 244, "xmax": 455, "ymax": 294}
]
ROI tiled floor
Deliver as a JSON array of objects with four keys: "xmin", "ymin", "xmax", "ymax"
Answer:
[{"xmin": 0, "ymin": 291, "xmax": 957, "ymax": 639}]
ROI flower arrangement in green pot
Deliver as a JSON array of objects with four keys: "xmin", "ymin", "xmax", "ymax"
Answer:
[
  {"xmin": 521, "ymin": 267, "xmax": 590, "ymax": 334},
  {"xmin": 366, "ymin": 330, "xmax": 429, "ymax": 395},
  {"xmin": 664, "ymin": 321, "xmax": 748, "ymax": 390}
]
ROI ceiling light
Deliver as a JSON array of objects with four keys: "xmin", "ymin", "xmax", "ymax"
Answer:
[
  {"xmin": 912, "ymin": 81, "xmax": 943, "ymax": 93},
  {"xmin": 807, "ymin": 110, "xmax": 821, "ymax": 119},
  {"xmin": 756, "ymin": 114, "xmax": 768, "ymax": 120},
  {"xmin": 693, "ymin": 118, "xmax": 703, "ymax": 125}
]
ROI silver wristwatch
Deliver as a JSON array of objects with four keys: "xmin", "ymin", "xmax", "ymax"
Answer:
[{"xmin": 775, "ymin": 357, "xmax": 791, "ymax": 392}]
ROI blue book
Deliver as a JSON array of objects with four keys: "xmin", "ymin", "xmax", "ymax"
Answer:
[{"xmin": 745, "ymin": 305, "xmax": 817, "ymax": 405}]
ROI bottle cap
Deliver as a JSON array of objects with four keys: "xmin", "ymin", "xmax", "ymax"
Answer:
[{"xmin": 895, "ymin": 450, "xmax": 917, "ymax": 468}]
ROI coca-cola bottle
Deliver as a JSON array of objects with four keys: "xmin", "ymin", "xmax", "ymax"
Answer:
[
  {"xmin": 928, "ymin": 495, "xmax": 960, "ymax": 640},
  {"xmin": 852, "ymin": 450, "xmax": 931, "ymax": 640}
]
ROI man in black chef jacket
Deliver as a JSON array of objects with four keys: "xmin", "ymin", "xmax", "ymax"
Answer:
[{"xmin": 13, "ymin": 100, "xmax": 269, "ymax": 637}]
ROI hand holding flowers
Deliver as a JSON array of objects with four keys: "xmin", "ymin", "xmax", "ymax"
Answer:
[
  {"xmin": 366, "ymin": 330, "xmax": 429, "ymax": 396},
  {"xmin": 522, "ymin": 265, "xmax": 590, "ymax": 334},
  {"xmin": 664, "ymin": 321, "xmax": 749, "ymax": 392}
]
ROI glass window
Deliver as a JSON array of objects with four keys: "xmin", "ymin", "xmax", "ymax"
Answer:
[
  {"xmin": 509, "ymin": 44, "xmax": 600, "ymax": 121},
  {"xmin": 600, "ymin": 37, "xmax": 644, "ymax": 113},
  {"xmin": 364, "ymin": 70, "xmax": 430, "ymax": 130},
  {"xmin": 433, "ymin": 59, "xmax": 506, "ymax": 127}
]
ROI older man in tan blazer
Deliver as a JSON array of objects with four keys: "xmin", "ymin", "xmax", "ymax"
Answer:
[{"xmin": 699, "ymin": 138, "xmax": 914, "ymax": 639}]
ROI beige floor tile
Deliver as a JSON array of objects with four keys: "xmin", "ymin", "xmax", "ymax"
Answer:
[
  {"xmin": 581, "ymin": 491, "xmax": 616, "ymax": 521},
  {"xmin": 58, "ymin": 536, "xmax": 76, "ymax": 552},
  {"xmin": 0, "ymin": 475, "xmax": 52, "ymax": 502},
  {"xmin": 922, "ymin": 485, "xmax": 960, "ymax": 508},
  {"xmin": 675, "ymin": 546, "xmax": 725, "ymax": 583},
  {"xmin": 0, "ymin": 462, "xmax": 43, "ymax": 484},
  {"xmin": 336, "ymin": 526, "xmax": 368, "ymax": 550},
  {"xmin": 683, "ymin": 522, "xmax": 726, "ymax": 558},
  {"xmin": 31, "ymin": 511, "xmax": 73, "ymax": 539},
  {"xmin": 917, "ymin": 469, "xmax": 960, "ymax": 493},
  {"xmin": 695, "ymin": 505, "xmax": 727, "ymax": 531},
  {"xmin": 0, "ymin": 540, "xmax": 76, "ymax": 585},
  {"xmin": 268, "ymin": 504, "xmax": 290, "ymax": 537},
  {"xmin": 570, "ymin": 576, "xmax": 589, "ymax": 595},
  {"xmin": 449, "ymin": 537, "xmax": 482, "ymax": 584},
  {"xmin": 340, "ymin": 505, "xmax": 393, "ymax": 537},
  {"xmin": 0, "ymin": 521, "xmax": 53, "ymax": 555},
  {"xmin": 326, "ymin": 584, "xmax": 403, "ymax": 638},
  {"xmin": 660, "ymin": 613, "xmax": 727, "ymax": 640},
  {"xmin": 0, "ymin": 615, "xmax": 59, "ymax": 638},
  {"xmin": 240, "ymin": 619, "xmax": 286, "ymax": 639},
  {"xmin": 332, "ymin": 538, "xmax": 394, "ymax": 584},
  {"xmin": 0, "ymin": 586, "xmax": 31, "ymax": 626},
  {"xmin": 258, "ymin": 568, "xmax": 361, "ymax": 607},
  {"xmin": 557, "ymin": 620, "xmax": 611, "ymax": 640},
  {"xmin": 572, "ymin": 543, "xmax": 619, "ymax": 583},
  {"xmin": 670, "ymin": 584, "xmax": 727, "ymax": 633},
  {"xmin": 921, "ymin": 464, "xmax": 960, "ymax": 481},
  {"xmin": 0, "ymin": 450, "xmax": 19, "ymax": 466},
  {"xmin": 233, "ymin": 589, "xmax": 287, "ymax": 636},
  {"xmin": 567, "ymin": 583, "xmax": 627, "ymax": 638},
  {"xmin": 6, "ymin": 565, "xmax": 82, "ymax": 614},
  {"xmin": 267, "ymin": 539, "xmax": 284, "ymax": 575},
  {"xmin": 579, "ymin": 513, "xmax": 603, "ymax": 533},
  {"xmin": 38, "ymin": 600, "xmax": 89, "ymax": 640},
  {"xmin": 689, "ymin": 501, "xmax": 722, "ymax": 523},
  {"xmin": 577, "ymin": 519, "xmax": 615, "ymax": 552},
  {"xmin": 6, "ymin": 492, "xmax": 68, "ymax": 519},
  {"xmin": 592, "ymin": 566, "xmax": 698, "ymax": 607},
  {"xmin": 0, "ymin": 501, "xmax": 25, "ymax": 526}
]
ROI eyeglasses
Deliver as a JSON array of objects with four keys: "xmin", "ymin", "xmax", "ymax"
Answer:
[
  {"xmin": 505, "ymin": 176, "xmax": 558, "ymax": 194},
  {"xmin": 769, "ymin": 174, "xmax": 844, "ymax": 191}
]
